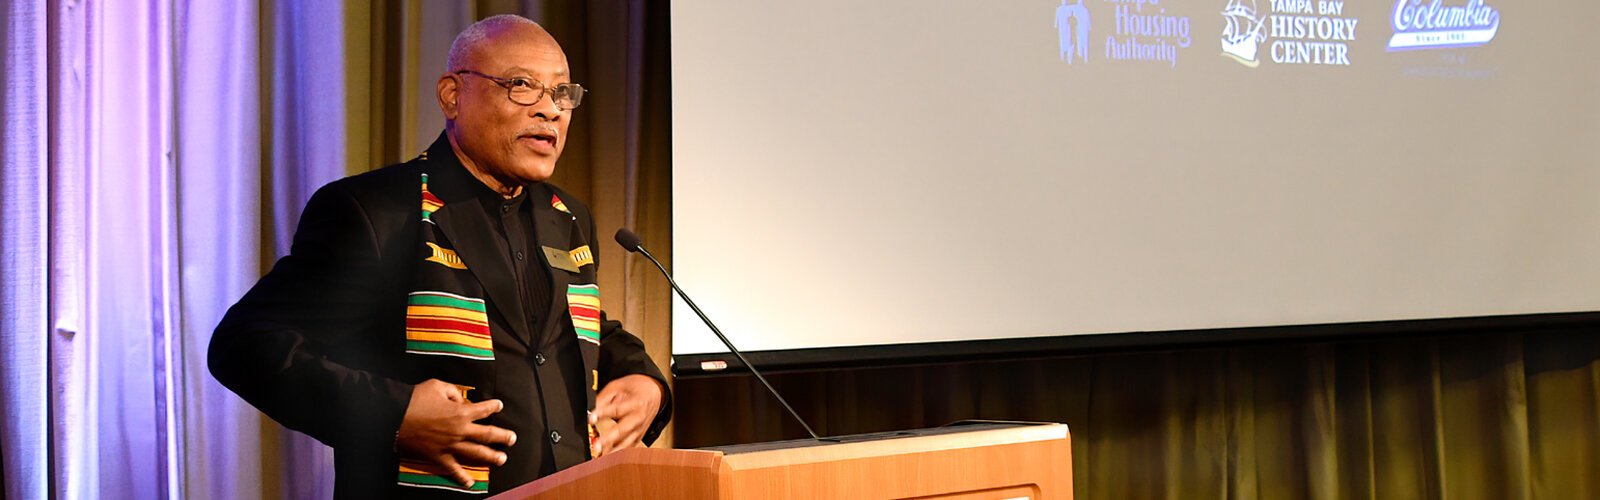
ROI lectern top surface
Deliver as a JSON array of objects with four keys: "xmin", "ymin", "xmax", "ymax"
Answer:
[{"xmin": 697, "ymin": 421, "xmax": 1052, "ymax": 455}]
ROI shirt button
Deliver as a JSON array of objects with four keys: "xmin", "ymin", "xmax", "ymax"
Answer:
[
  {"xmin": 534, "ymin": 352, "xmax": 546, "ymax": 365},
  {"xmin": 549, "ymin": 431, "xmax": 562, "ymax": 444},
  {"xmin": 515, "ymin": 251, "xmax": 525, "ymax": 261},
  {"xmin": 501, "ymin": 205, "xmax": 511, "ymax": 213}
]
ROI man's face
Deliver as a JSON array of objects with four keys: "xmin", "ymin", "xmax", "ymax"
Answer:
[{"xmin": 446, "ymin": 28, "xmax": 572, "ymax": 185}]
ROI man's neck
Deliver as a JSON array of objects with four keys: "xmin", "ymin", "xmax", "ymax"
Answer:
[{"xmin": 445, "ymin": 131, "xmax": 523, "ymax": 199}]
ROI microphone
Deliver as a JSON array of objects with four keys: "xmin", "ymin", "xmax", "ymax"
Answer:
[
  {"xmin": 614, "ymin": 228, "xmax": 822, "ymax": 441},
  {"xmin": 614, "ymin": 228, "xmax": 643, "ymax": 253}
]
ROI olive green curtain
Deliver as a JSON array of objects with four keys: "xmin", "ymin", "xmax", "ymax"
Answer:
[
  {"xmin": 675, "ymin": 330, "xmax": 1600, "ymax": 499},
  {"xmin": 344, "ymin": 0, "xmax": 677, "ymax": 445}
]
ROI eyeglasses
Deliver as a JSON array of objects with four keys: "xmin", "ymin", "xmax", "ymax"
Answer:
[{"xmin": 455, "ymin": 70, "xmax": 586, "ymax": 111}]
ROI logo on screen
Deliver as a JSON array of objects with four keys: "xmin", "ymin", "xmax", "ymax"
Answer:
[
  {"xmin": 1055, "ymin": 0, "xmax": 1093, "ymax": 64},
  {"xmin": 1221, "ymin": 0, "xmax": 1267, "ymax": 66},
  {"xmin": 1104, "ymin": 0, "xmax": 1192, "ymax": 68},
  {"xmin": 1222, "ymin": 0, "xmax": 1359, "ymax": 67},
  {"xmin": 1386, "ymin": 0, "xmax": 1499, "ymax": 51}
]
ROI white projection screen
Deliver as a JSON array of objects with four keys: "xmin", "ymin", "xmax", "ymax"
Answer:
[{"xmin": 668, "ymin": 0, "xmax": 1600, "ymax": 358}]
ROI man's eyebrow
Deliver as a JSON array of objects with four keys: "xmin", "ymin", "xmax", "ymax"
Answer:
[{"xmin": 503, "ymin": 66, "xmax": 569, "ymax": 79}]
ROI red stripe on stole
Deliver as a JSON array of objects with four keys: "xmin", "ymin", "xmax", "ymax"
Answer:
[
  {"xmin": 406, "ymin": 317, "xmax": 491, "ymax": 336},
  {"xmin": 422, "ymin": 192, "xmax": 444, "ymax": 205}
]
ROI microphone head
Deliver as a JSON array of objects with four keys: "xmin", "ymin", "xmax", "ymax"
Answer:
[{"xmin": 614, "ymin": 228, "xmax": 643, "ymax": 253}]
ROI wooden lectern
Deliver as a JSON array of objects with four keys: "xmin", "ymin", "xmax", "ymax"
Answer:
[{"xmin": 493, "ymin": 421, "xmax": 1071, "ymax": 499}]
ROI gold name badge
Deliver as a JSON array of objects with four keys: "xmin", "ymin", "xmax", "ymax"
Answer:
[
  {"xmin": 542, "ymin": 246, "xmax": 581, "ymax": 273},
  {"xmin": 542, "ymin": 245, "xmax": 596, "ymax": 273}
]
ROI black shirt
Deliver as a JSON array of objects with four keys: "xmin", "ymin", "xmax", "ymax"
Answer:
[
  {"xmin": 475, "ymin": 186, "xmax": 590, "ymax": 487},
  {"xmin": 484, "ymin": 190, "xmax": 551, "ymax": 342}
]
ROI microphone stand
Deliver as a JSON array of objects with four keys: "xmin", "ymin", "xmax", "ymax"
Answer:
[{"xmin": 621, "ymin": 232, "xmax": 822, "ymax": 441}]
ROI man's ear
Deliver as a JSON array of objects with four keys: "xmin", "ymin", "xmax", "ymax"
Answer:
[{"xmin": 437, "ymin": 74, "xmax": 460, "ymax": 119}]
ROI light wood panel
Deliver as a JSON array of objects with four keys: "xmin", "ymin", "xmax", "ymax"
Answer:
[{"xmin": 495, "ymin": 423, "xmax": 1071, "ymax": 499}]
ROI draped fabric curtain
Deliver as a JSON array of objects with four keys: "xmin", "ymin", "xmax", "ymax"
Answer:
[
  {"xmin": 2, "ymin": 0, "xmax": 351, "ymax": 497},
  {"xmin": 1, "ymin": 0, "xmax": 670, "ymax": 498},
  {"xmin": 674, "ymin": 330, "xmax": 1600, "ymax": 499}
]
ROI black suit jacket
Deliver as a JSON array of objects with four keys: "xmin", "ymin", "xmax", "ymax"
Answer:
[{"xmin": 210, "ymin": 133, "xmax": 671, "ymax": 497}]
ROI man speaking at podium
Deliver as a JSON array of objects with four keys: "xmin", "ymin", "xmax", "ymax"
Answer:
[{"xmin": 209, "ymin": 15, "xmax": 671, "ymax": 497}]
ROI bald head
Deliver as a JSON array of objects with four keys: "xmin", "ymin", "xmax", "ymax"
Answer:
[
  {"xmin": 446, "ymin": 14, "xmax": 561, "ymax": 72},
  {"xmin": 437, "ymin": 14, "xmax": 575, "ymax": 197}
]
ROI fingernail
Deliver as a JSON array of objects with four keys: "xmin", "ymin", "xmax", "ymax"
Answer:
[
  {"xmin": 508, "ymin": 432, "xmax": 517, "ymax": 445},
  {"xmin": 499, "ymin": 452, "xmax": 508, "ymax": 465},
  {"xmin": 464, "ymin": 480, "xmax": 475, "ymax": 487}
]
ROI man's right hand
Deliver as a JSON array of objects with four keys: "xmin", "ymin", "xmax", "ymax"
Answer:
[{"xmin": 396, "ymin": 379, "xmax": 517, "ymax": 488}]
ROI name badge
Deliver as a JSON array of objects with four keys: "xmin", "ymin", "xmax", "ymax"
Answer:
[{"xmin": 542, "ymin": 246, "xmax": 581, "ymax": 273}]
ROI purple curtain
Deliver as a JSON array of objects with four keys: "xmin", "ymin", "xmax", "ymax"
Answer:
[
  {"xmin": 1, "ymin": 0, "xmax": 348, "ymax": 498},
  {"xmin": 1, "ymin": 1, "xmax": 51, "ymax": 499},
  {"xmin": 4, "ymin": 1, "xmax": 671, "ymax": 496}
]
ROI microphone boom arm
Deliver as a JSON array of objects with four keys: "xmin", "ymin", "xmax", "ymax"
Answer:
[{"xmin": 630, "ymin": 243, "xmax": 823, "ymax": 441}]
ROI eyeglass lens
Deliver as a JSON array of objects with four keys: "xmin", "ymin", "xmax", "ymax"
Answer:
[{"xmin": 508, "ymin": 81, "xmax": 584, "ymax": 109}]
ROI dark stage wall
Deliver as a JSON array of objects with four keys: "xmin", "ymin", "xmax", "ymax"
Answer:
[{"xmin": 673, "ymin": 329, "xmax": 1600, "ymax": 500}]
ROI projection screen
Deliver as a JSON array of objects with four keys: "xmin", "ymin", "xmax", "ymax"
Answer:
[{"xmin": 668, "ymin": 0, "xmax": 1600, "ymax": 357}]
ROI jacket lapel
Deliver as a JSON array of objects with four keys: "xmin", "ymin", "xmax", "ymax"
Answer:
[
  {"xmin": 531, "ymin": 184, "xmax": 577, "ymax": 346},
  {"xmin": 424, "ymin": 138, "xmax": 536, "ymax": 346},
  {"xmin": 533, "ymin": 185, "xmax": 601, "ymax": 399}
]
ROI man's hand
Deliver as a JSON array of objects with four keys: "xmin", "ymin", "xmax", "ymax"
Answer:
[
  {"xmin": 396, "ymin": 379, "xmax": 517, "ymax": 488},
  {"xmin": 588, "ymin": 374, "xmax": 664, "ymax": 457}
]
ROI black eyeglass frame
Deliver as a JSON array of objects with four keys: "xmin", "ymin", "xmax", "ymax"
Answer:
[{"xmin": 454, "ymin": 69, "xmax": 586, "ymax": 111}]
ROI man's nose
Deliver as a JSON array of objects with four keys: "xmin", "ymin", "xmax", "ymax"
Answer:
[{"xmin": 528, "ymin": 92, "xmax": 563, "ymax": 120}]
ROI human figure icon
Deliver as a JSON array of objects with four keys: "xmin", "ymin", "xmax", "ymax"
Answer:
[{"xmin": 1055, "ymin": 0, "xmax": 1092, "ymax": 63}]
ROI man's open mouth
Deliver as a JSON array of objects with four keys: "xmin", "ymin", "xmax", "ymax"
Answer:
[
  {"xmin": 519, "ymin": 129, "xmax": 559, "ymax": 153},
  {"xmin": 523, "ymin": 132, "xmax": 556, "ymax": 146}
]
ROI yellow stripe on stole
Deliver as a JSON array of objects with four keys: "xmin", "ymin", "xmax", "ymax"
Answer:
[
  {"xmin": 567, "ymin": 294, "xmax": 600, "ymax": 309},
  {"xmin": 406, "ymin": 305, "xmax": 489, "ymax": 324},
  {"xmin": 572, "ymin": 318, "xmax": 601, "ymax": 332},
  {"xmin": 424, "ymin": 242, "xmax": 468, "ymax": 270}
]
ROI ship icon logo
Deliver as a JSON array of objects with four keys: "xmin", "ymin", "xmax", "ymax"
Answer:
[{"xmin": 1221, "ymin": 0, "xmax": 1267, "ymax": 67}]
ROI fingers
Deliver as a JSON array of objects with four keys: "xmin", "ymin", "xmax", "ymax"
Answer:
[
  {"xmin": 466, "ymin": 423, "xmax": 516, "ymax": 447},
  {"xmin": 435, "ymin": 453, "xmax": 476, "ymax": 488},
  {"xmin": 594, "ymin": 375, "xmax": 663, "ymax": 420},
  {"xmin": 599, "ymin": 415, "xmax": 647, "ymax": 455},
  {"xmin": 591, "ymin": 392, "xmax": 652, "ymax": 430},
  {"xmin": 589, "ymin": 389, "xmax": 619, "ymax": 425},
  {"xmin": 466, "ymin": 398, "xmax": 505, "ymax": 420},
  {"xmin": 589, "ymin": 403, "xmax": 617, "ymax": 425},
  {"xmin": 451, "ymin": 440, "xmax": 509, "ymax": 467},
  {"xmin": 419, "ymin": 379, "xmax": 462, "ymax": 402},
  {"xmin": 591, "ymin": 376, "xmax": 664, "ymax": 457},
  {"xmin": 592, "ymin": 398, "xmax": 650, "ymax": 457},
  {"xmin": 398, "ymin": 381, "xmax": 512, "ymax": 486}
]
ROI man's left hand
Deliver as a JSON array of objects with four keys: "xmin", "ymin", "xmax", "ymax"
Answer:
[{"xmin": 588, "ymin": 374, "xmax": 664, "ymax": 457}]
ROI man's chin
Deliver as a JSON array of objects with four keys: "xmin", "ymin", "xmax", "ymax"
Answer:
[{"xmin": 511, "ymin": 162, "xmax": 557, "ymax": 183}]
